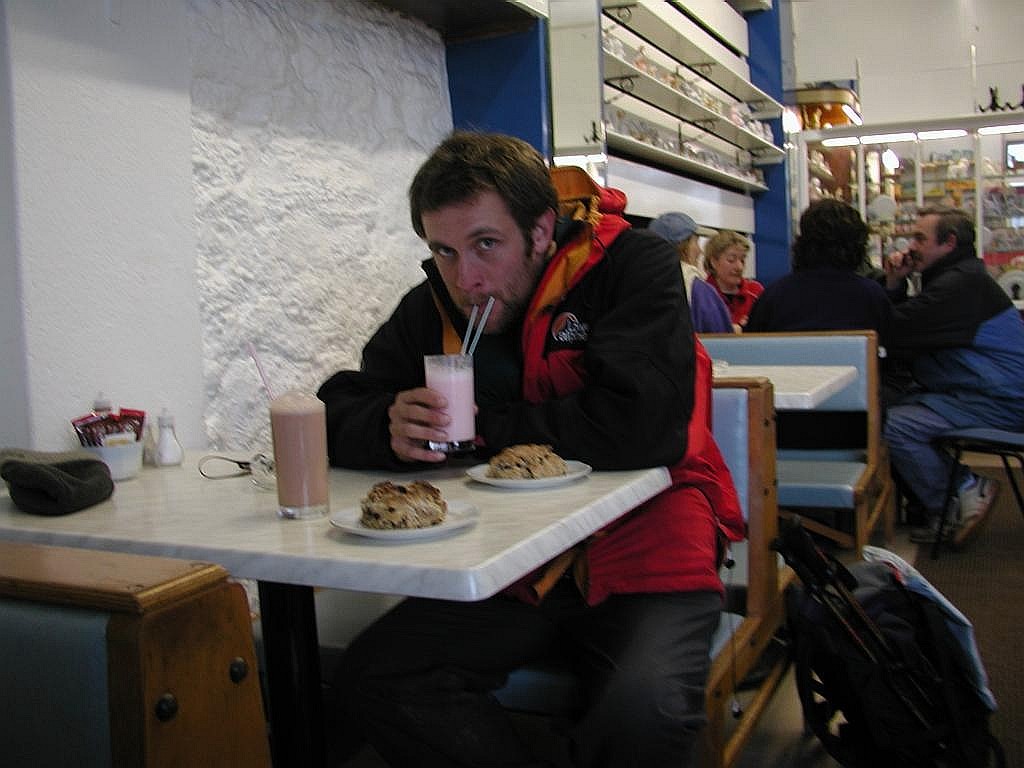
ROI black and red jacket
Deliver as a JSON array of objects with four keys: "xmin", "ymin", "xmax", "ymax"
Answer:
[{"xmin": 318, "ymin": 170, "xmax": 744, "ymax": 604}]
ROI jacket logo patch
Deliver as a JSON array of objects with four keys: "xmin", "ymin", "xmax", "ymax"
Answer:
[{"xmin": 551, "ymin": 312, "xmax": 589, "ymax": 344}]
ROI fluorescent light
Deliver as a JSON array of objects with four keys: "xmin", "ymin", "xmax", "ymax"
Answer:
[
  {"xmin": 1008, "ymin": 180, "xmax": 1024, "ymax": 188},
  {"xmin": 841, "ymin": 104, "xmax": 863, "ymax": 126},
  {"xmin": 978, "ymin": 123, "xmax": 1024, "ymax": 136},
  {"xmin": 917, "ymin": 129, "xmax": 967, "ymax": 140},
  {"xmin": 821, "ymin": 137, "xmax": 860, "ymax": 147},
  {"xmin": 860, "ymin": 132, "xmax": 917, "ymax": 145}
]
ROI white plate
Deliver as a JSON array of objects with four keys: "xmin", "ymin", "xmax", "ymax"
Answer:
[
  {"xmin": 465, "ymin": 460, "xmax": 592, "ymax": 489},
  {"xmin": 329, "ymin": 501, "xmax": 480, "ymax": 541}
]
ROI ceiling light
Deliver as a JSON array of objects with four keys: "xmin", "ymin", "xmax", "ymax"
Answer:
[
  {"xmin": 821, "ymin": 137, "xmax": 860, "ymax": 147},
  {"xmin": 917, "ymin": 129, "xmax": 968, "ymax": 140},
  {"xmin": 841, "ymin": 104, "xmax": 863, "ymax": 126},
  {"xmin": 978, "ymin": 123, "xmax": 1024, "ymax": 136},
  {"xmin": 882, "ymin": 149, "xmax": 900, "ymax": 171},
  {"xmin": 860, "ymin": 132, "xmax": 917, "ymax": 145}
]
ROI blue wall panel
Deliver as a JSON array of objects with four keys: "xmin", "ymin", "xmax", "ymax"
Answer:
[
  {"xmin": 446, "ymin": 21, "xmax": 551, "ymax": 157},
  {"xmin": 747, "ymin": 7, "xmax": 792, "ymax": 286}
]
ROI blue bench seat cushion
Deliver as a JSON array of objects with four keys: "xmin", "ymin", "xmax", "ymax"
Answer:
[{"xmin": 776, "ymin": 458, "xmax": 867, "ymax": 508}]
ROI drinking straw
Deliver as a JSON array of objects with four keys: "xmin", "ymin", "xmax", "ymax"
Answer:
[
  {"xmin": 460, "ymin": 304, "xmax": 479, "ymax": 355},
  {"xmin": 247, "ymin": 341, "xmax": 276, "ymax": 402},
  {"xmin": 467, "ymin": 296, "xmax": 495, "ymax": 356}
]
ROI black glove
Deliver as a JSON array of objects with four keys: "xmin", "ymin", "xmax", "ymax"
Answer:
[{"xmin": 0, "ymin": 449, "xmax": 114, "ymax": 516}]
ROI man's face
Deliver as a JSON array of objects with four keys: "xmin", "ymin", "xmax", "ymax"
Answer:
[
  {"xmin": 909, "ymin": 214, "xmax": 955, "ymax": 271},
  {"xmin": 421, "ymin": 189, "xmax": 554, "ymax": 334}
]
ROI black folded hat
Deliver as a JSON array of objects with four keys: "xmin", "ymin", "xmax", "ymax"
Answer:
[{"xmin": 0, "ymin": 448, "xmax": 114, "ymax": 516}]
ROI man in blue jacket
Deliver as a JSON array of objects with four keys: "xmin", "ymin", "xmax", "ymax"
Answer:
[{"xmin": 883, "ymin": 205, "xmax": 1024, "ymax": 544}]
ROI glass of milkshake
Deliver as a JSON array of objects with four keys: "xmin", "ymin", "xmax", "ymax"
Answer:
[
  {"xmin": 423, "ymin": 354, "xmax": 476, "ymax": 454},
  {"xmin": 269, "ymin": 391, "xmax": 329, "ymax": 519}
]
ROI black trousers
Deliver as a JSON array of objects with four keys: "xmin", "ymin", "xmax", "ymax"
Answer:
[{"xmin": 332, "ymin": 580, "xmax": 722, "ymax": 768}]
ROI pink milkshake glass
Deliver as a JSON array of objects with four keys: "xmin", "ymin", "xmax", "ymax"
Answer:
[
  {"xmin": 269, "ymin": 391, "xmax": 329, "ymax": 519},
  {"xmin": 423, "ymin": 353, "xmax": 476, "ymax": 453}
]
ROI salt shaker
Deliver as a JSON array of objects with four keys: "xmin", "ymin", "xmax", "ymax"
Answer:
[{"xmin": 155, "ymin": 409, "xmax": 184, "ymax": 467}]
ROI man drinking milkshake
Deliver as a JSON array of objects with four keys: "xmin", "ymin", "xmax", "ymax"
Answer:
[{"xmin": 317, "ymin": 131, "xmax": 744, "ymax": 767}]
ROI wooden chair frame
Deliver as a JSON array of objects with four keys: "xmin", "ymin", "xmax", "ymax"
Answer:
[{"xmin": 702, "ymin": 377, "xmax": 791, "ymax": 768}]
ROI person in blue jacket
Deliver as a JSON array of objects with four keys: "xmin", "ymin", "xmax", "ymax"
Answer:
[
  {"xmin": 648, "ymin": 212, "xmax": 734, "ymax": 333},
  {"xmin": 883, "ymin": 204, "xmax": 1024, "ymax": 544}
]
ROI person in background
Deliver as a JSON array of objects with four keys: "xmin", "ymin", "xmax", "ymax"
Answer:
[
  {"xmin": 883, "ymin": 204, "xmax": 1024, "ymax": 545},
  {"xmin": 703, "ymin": 230, "xmax": 762, "ymax": 331},
  {"xmin": 317, "ymin": 131, "xmax": 744, "ymax": 767},
  {"xmin": 648, "ymin": 212, "xmax": 733, "ymax": 334},
  {"xmin": 745, "ymin": 198, "xmax": 892, "ymax": 340}
]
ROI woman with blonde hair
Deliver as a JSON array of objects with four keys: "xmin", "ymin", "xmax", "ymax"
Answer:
[
  {"xmin": 648, "ymin": 212, "xmax": 732, "ymax": 333},
  {"xmin": 704, "ymin": 230, "xmax": 763, "ymax": 331}
]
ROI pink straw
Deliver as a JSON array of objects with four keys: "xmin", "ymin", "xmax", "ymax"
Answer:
[{"xmin": 247, "ymin": 341, "xmax": 276, "ymax": 402}]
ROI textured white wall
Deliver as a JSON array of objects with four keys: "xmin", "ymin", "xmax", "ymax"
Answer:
[
  {"xmin": 2, "ymin": 0, "xmax": 451, "ymax": 452},
  {"xmin": 190, "ymin": 0, "xmax": 451, "ymax": 451}
]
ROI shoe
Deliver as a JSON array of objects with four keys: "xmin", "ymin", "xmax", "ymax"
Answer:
[
  {"xmin": 957, "ymin": 475, "xmax": 999, "ymax": 523},
  {"xmin": 954, "ymin": 476, "xmax": 999, "ymax": 546},
  {"xmin": 909, "ymin": 518, "xmax": 955, "ymax": 544}
]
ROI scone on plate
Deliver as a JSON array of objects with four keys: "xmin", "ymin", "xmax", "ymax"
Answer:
[
  {"xmin": 487, "ymin": 444, "xmax": 568, "ymax": 479},
  {"xmin": 360, "ymin": 480, "xmax": 447, "ymax": 529}
]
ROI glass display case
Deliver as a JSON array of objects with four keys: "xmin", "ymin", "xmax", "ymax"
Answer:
[{"xmin": 796, "ymin": 113, "xmax": 1024, "ymax": 298}]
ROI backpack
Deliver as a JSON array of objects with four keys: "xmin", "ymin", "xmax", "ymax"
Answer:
[{"xmin": 775, "ymin": 518, "xmax": 1005, "ymax": 768}]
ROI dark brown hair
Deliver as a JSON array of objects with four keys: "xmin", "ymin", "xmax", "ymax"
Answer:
[
  {"xmin": 792, "ymin": 198, "xmax": 868, "ymax": 271},
  {"xmin": 408, "ymin": 131, "xmax": 558, "ymax": 247}
]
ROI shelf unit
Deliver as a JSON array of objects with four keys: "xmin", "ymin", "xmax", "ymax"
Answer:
[
  {"xmin": 796, "ymin": 112, "xmax": 1024, "ymax": 280},
  {"xmin": 607, "ymin": 128, "xmax": 769, "ymax": 192},
  {"xmin": 602, "ymin": 52, "xmax": 783, "ymax": 160},
  {"xmin": 602, "ymin": 1, "xmax": 781, "ymax": 115},
  {"xmin": 591, "ymin": 0, "xmax": 783, "ymax": 197}
]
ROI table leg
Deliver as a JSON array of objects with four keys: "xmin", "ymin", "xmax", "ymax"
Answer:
[{"xmin": 258, "ymin": 581, "xmax": 326, "ymax": 767}]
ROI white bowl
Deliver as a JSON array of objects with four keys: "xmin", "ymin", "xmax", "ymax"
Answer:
[{"xmin": 84, "ymin": 442, "xmax": 143, "ymax": 481}]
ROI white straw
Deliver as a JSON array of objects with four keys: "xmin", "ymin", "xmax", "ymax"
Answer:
[
  {"xmin": 247, "ymin": 341, "xmax": 276, "ymax": 402},
  {"xmin": 467, "ymin": 296, "xmax": 495, "ymax": 356},
  {"xmin": 460, "ymin": 304, "xmax": 479, "ymax": 355}
]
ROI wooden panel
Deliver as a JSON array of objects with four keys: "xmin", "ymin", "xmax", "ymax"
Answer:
[
  {"xmin": 107, "ymin": 581, "xmax": 271, "ymax": 768},
  {"xmin": 0, "ymin": 540, "xmax": 226, "ymax": 614}
]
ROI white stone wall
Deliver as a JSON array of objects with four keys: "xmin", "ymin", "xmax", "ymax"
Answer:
[
  {"xmin": 1, "ymin": 0, "xmax": 452, "ymax": 451},
  {"xmin": 191, "ymin": 0, "xmax": 452, "ymax": 450}
]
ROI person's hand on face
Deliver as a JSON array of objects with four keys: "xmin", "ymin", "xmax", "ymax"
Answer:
[
  {"xmin": 884, "ymin": 248, "xmax": 916, "ymax": 288},
  {"xmin": 388, "ymin": 387, "xmax": 451, "ymax": 463}
]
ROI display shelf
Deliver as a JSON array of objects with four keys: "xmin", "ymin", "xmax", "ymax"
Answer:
[
  {"xmin": 602, "ymin": 0, "xmax": 782, "ymax": 115},
  {"xmin": 606, "ymin": 129, "xmax": 768, "ymax": 193},
  {"xmin": 603, "ymin": 52, "xmax": 783, "ymax": 160}
]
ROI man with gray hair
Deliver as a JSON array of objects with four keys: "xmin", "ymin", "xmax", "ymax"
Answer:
[{"xmin": 883, "ymin": 204, "xmax": 1024, "ymax": 545}]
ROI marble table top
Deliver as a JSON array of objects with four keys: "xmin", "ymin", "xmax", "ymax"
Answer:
[
  {"xmin": 0, "ymin": 453, "xmax": 670, "ymax": 602},
  {"xmin": 714, "ymin": 364, "xmax": 858, "ymax": 409}
]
